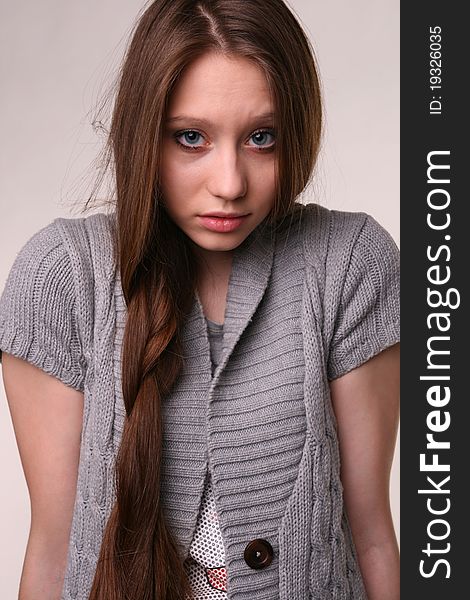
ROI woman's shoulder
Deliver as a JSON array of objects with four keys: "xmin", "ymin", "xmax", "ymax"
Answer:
[
  {"xmin": 0, "ymin": 211, "xmax": 117, "ymax": 384},
  {"xmin": 4, "ymin": 211, "xmax": 118, "ymax": 299},
  {"xmin": 0, "ymin": 211, "xmax": 117, "ymax": 391},
  {"xmin": 295, "ymin": 201, "xmax": 369, "ymax": 243},
  {"xmin": 291, "ymin": 203, "xmax": 400, "ymax": 381},
  {"xmin": 53, "ymin": 210, "xmax": 117, "ymax": 262},
  {"xmin": 278, "ymin": 201, "xmax": 368, "ymax": 237},
  {"xmin": 6, "ymin": 210, "xmax": 116, "ymax": 266},
  {"xmin": 289, "ymin": 202, "xmax": 399, "ymax": 266}
]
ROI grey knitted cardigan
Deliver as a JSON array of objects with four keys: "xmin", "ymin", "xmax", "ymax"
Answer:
[{"xmin": 0, "ymin": 202, "xmax": 400, "ymax": 600}]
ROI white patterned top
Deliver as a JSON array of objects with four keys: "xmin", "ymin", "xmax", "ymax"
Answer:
[
  {"xmin": 184, "ymin": 317, "xmax": 228, "ymax": 598},
  {"xmin": 184, "ymin": 471, "xmax": 227, "ymax": 597}
]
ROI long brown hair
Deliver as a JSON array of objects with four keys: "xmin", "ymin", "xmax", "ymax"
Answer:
[{"xmin": 88, "ymin": 1, "xmax": 322, "ymax": 598}]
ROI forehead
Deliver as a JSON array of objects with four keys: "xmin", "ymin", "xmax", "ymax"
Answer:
[{"xmin": 166, "ymin": 52, "xmax": 274, "ymax": 125}]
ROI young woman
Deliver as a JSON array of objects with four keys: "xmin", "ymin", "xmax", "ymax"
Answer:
[{"xmin": 0, "ymin": 1, "xmax": 400, "ymax": 599}]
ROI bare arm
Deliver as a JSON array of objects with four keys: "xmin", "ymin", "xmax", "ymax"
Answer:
[
  {"xmin": 2, "ymin": 352, "xmax": 84, "ymax": 600},
  {"xmin": 329, "ymin": 342, "xmax": 400, "ymax": 600}
]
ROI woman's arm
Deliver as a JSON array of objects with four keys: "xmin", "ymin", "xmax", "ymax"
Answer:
[
  {"xmin": 329, "ymin": 342, "xmax": 400, "ymax": 600},
  {"xmin": 2, "ymin": 352, "xmax": 84, "ymax": 600}
]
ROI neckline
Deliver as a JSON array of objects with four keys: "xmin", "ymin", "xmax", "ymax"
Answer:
[{"xmin": 205, "ymin": 316, "xmax": 224, "ymax": 328}]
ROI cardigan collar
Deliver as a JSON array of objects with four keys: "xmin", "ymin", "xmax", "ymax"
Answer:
[
  {"xmin": 111, "ymin": 210, "xmax": 276, "ymax": 364},
  {"xmin": 112, "ymin": 212, "xmax": 277, "ymax": 388},
  {"xmin": 192, "ymin": 216, "xmax": 277, "ymax": 384}
]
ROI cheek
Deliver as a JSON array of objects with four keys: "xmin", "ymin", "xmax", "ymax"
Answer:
[
  {"xmin": 160, "ymin": 143, "xmax": 180, "ymax": 175},
  {"xmin": 159, "ymin": 154, "xmax": 186, "ymax": 203},
  {"xmin": 251, "ymin": 161, "xmax": 276, "ymax": 194},
  {"xmin": 160, "ymin": 146, "xmax": 204, "ymax": 185},
  {"xmin": 159, "ymin": 161, "xmax": 203, "ymax": 217}
]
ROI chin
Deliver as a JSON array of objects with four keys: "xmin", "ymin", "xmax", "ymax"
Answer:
[
  {"xmin": 201, "ymin": 239, "xmax": 242, "ymax": 253},
  {"xmin": 191, "ymin": 231, "xmax": 245, "ymax": 253}
]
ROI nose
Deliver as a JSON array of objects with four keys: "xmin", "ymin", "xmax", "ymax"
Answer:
[{"xmin": 207, "ymin": 144, "xmax": 247, "ymax": 201}]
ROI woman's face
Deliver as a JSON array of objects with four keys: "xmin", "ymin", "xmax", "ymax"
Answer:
[{"xmin": 159, "ymin": 52, "xmax": 277, "ymax": 260}]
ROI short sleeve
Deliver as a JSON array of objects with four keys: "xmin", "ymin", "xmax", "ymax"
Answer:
[
  {"xmin": 0, "ymin": 221, "xmax": 86, "ymax": 391},
  {"xmin": 327, "ymin": 214, "xmax": 400, "ymax": 381}
]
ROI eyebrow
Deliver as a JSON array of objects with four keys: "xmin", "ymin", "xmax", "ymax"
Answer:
[{"xmin": 165, "ymin": 112, "xmax": 275, "ymax": 125}]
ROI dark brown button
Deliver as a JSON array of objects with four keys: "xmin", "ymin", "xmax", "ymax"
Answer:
[{"xmin": 244, "ymin": 538, "xmax": 274, "ymax": 570}]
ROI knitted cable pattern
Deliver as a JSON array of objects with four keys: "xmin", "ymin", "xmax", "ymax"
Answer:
[{"xmin": 0, "ymin": 203, "xmax": 399, "ymax": 599}]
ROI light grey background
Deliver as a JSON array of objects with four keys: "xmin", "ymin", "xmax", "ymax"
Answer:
[{"xmin": 0, "ymin": 1, "xmax": 399, "ymax": 594}]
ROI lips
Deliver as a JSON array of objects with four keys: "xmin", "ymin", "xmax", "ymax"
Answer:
[
  {"xmin": 198, "ymin": 214, "xmax": 248, "ymax": 233},
  {"xmin": 200, "ymin": 212, "xmax": 249, "ymax": 218}
]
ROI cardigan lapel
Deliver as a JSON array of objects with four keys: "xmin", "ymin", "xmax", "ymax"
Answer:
[
  {"xmin": 172, "ymin": 216, "xmax": 277, "ymax": 553},
  {"xmin": 200, "ymin": 212, "xmax": 309, "ymax": 598},
  {"xmin": 112, "ymin": 215, "xmax": 277, "ymax": 555},
  {"xmin": 202, "ymin": 216, "xmax": 277, "ymax": 386}
]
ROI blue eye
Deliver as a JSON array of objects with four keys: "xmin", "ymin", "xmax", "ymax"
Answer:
[
  {"xmin": 173, "ymin": 128, "xmax": 276, "ymax": 152},
  {"xmin": 177, "ymin": 130, "xmax": 203, "ymax": 148},
  {"xmin": 249, "ymin": 129, "xmax": 276, "ymax": 149}
]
